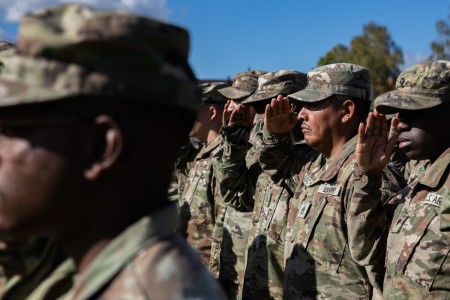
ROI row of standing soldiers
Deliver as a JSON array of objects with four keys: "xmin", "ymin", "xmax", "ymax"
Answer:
[
  {"xmin": 0, "ymin": 3, "xmax": 447, "ymax": 299},
  {"xmin": 171, "ymin": 63, "xmax": 449, "ymax": 299}
]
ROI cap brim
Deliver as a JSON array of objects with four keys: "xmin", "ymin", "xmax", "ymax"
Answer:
[
  {"xmin": 218, "ymin": 86, "xmax": 252, "ymax": 100},
  {"xmin": 374, "ymin": 90, "xmax": 443, "ymax": 114},
  {"xmin": 242, "ymin": 92, "xmax": 277, "ymax": 104},
  {"xmin": 288, "ymin": 87, "xmax": 332, "ymax": 103}
]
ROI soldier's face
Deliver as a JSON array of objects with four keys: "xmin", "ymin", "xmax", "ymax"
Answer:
[
  {"xmin": 298, "ymin": 98, "xmax": 341, "ymax": 155},
  {"xmin": 0, "ymin": 111, "xmax": 88, "ymax": 236},
  {"xmin": 394, "ymin": 105, "xmax": 449, "ymax": 161}
]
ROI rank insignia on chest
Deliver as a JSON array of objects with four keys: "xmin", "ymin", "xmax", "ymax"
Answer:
[
  {"xmin": 303, "ymin": 173, "xmax": 313, "ymax": 187},
  {"xmin": 298, "ymin": 201, "xmax": 311, "ymax": 219},
  {"xmin": 318, "ymin": 183, "xmax": 341, "ymax": 196},
  {"xmin": 424, "ymin": 193, "xmax": 442, "ymax": 207}
]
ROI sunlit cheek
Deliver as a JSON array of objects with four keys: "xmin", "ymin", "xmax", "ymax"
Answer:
[{"xmin": 0, "ymin": 137, "xmax": 33, "ymax": 165}]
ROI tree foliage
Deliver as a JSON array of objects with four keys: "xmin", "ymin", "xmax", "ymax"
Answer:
[
  {"xmin": 430, "ymin": 14, "xmax": 450, "ymax": 60},
  {"xmin": 318, "ymin": 22, "xmax": 404, "ymax": 98}
]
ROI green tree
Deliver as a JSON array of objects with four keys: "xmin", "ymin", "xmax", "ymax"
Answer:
[
  {"xmin": 318, "ymin": 22, "xmax": 403, "ymax": 98},
  {"xmin": 430, "ymin": 14, "xmax": 450, "ymax": 60}
]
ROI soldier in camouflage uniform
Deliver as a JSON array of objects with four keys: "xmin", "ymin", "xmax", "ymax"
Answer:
[
  {"xmin": 355, "ymin": 60, "xmax": 450, "ymax": 299},
  {"xmin": 260, "ymin": 64, "xmax": 404, "ymax": 299},
  {"xmin": 177, "ymin": 82, "xmax": 228, "ymax": 267},
  {"xmin": 0, "ymin": 41, "xmax": 71, "ymax": 300},
  {"xmin": 0, "ymin": 4, "xmax": 225, "ymax": 299},
  {"xmin": 207, "ymin": 70, "xmax": 266, "ymax": 284},
  {"xmin": 167, "ymin": 136, "xmax": 203, "ymax": 202},
  {"xmin": 213, "ymin": 70, "xmax": 307, "ymax": 299}
]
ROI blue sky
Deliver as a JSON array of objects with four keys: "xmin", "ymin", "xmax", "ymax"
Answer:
[{"xmin": 0, "ymin": 0, "xmax": 448, "ymax": 80}]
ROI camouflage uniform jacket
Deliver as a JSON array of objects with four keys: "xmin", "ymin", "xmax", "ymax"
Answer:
[
  {"xmin": 243, "ymin": 143, "xmax": 311, "ymax": 300},
  {"xmin": 0, "ymin": 238, "xmax": 69, "ymax": 300},
  {"xmin": 178, "ymin": 134, "xmax": 224, "ymax": 268},
  {"xmin": 211, "ymin": 120, "xmax": 263, "ymax": 299},
  {"xmin": 26, "ymin": 258, "xmax": 75, "ymax": 300},
  {"xmin": 167, "ymin": 137, "xmax": 203, "ymax": 202},
  {"xmin": 383, "ymin": 148, "xmax": 450, "ymax": 299},
  {"xmin": 258, "ymin": 131, "xmax": 402, "ymax": 299},
  {"xmin": 404, "ymin": 159, "xmax": 431, "ymax": 185},
  {"xmin": 62, "ymin": 203, "xmax": 226, "ymax": 300}
]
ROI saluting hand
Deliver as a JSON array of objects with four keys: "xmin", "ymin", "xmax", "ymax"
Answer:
[
  {"xmin": 264, "ymin": 95, "xmax": 298, "ymax": 134},
  {"xmin": 228, "ymin": 104, "xmax": 254, "ymax": 128},
  {"xmin": 356, "ymin": 111, "xmax": 399, "ymax": 172}
]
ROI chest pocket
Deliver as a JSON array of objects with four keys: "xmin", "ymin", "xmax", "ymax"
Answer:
[
  {"xmin": 294, "ymin": 196, "xmax": 327, "ymax": 248},
  {"xmin": 183, "ymin": 162, "xmax": 210, "ymax": 206},
  {"xmin": 394, "ymin": 206, "xmax": 450, "ymax": 291},
  {"xmin": 253, "ymin": 183, "xmax": 289, "ymax": 245},
  {"xmin": 265, "ymin": 189, "xmax": 289, "ymax": 245}
]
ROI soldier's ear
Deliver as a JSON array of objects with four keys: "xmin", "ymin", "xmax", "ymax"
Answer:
[
  {"xmin": 209, "ymin": 105, "xmax": 218, "ymax": 121},
  {"xmin": 84, "ymin": 115, "xmax": 124, "ymax": 180},
  {"xmin": 341, "ymin": 99, "xmax": 356, "ymax": 124}
]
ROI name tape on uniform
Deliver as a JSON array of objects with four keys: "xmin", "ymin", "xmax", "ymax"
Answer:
[
  {"xmin": 424, "ymin": 193, "xmax": 442, "ymax": 207},
  {"xmin": 318, "ymin": 184, "xmax": 341, "ymax": 196}
]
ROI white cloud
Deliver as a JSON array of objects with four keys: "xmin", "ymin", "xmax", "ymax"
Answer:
[
  {"xmin": 402, "ymin": 52, "xmax": 429, "ymax": 69},
  {"xmin": 0, "ymin": 0, "xmax": 169, "ymax": 22}
]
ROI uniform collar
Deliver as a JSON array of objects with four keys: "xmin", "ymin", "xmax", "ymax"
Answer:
[
  {"xmin": 320, "ymin": 135, "xmax": 357, "ymax": 182},
  {"xmin": 418, "ymin": 147, "xmax": 450, "ymax": 188},
  {"xmin": 197, "ymin": 134, "xmax": 221, "ymax": 159},
  {"xmin": 69, "ymin": 203, "xmax": 178, "ymax": 299}
]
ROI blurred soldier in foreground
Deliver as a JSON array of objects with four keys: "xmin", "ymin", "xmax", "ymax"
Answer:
[
  {"xmin": 0, "ymin": 41, "xmax": 70, "ymax": 300},
  {"xmin": 178, "ymin": 82, "xmax": 228, "ymax": 267},
  {"xmin": 355, "ymin": 60, "xmax": 450, "ymax": 299},
  {"xmin": 0, "ymin": 4, "xmax": 225, "ymax": 299}
]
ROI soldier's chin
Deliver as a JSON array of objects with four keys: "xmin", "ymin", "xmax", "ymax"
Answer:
[{"xmin": 404, "ymin": 148, "xmax": 423, "ymax": 161}]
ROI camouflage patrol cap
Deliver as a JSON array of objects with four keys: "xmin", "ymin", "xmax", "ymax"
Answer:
[
  {"xmin": 242, "ymin": 70, "xmax": 307, "ymax": 104},
  {"xmin": 0, "ymin": 4, "xmax": 198, "ymax": 111},
  {"xmin": 375, "ymin": 60, "xmax": 450, "ymax": 114},
  {"xmin": 200, "ymin": 82, "xmax": 228, "ymax": 104},
  {"xmin": 289, "ymin": 63, "xmax": 372, "ymax": 103},
  {"xmin": 218, "ymin": 70, "xmax": 267, "ymax": 101}
]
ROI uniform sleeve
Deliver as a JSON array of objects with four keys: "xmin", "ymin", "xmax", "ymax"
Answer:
[
  {"xmin": 258, "ymin": 127, "xmax": 301, "ymax": 193},
  {"xmin": 211, "ymin": 129, "xmax": 254, "ymax": 211},
  {"xmin": 440, "ymin": 185, "xmax": 450, "ymax": 232},
  {"xmin": 346, "ymin": 164, "xmax": 388, "ymax": 266}
]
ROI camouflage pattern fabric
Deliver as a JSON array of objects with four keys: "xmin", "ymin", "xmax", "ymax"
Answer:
[
  {"xmin": 404, "ymin": 159, "xmax": 431, "ymax": 185},
  {"xmin": 242, "ymin": 171, "xmax": 292, "ymax": 300},
  {"xmin": 209, "ymin": 202, "xmax": 228, "ymax": 279},
  {"xmin": 61, "ymin": 204, "xmax": 226, "ymax": 300},
  {"xmin": 26, "ymin": 258, "xmax": 75, "ymax": 300},
  {"xmin": 0, "ymin": 238, "xmax": 69, "ymax": 300},
  {"xmin": 212, "ymin": 122, "xmax": 264, "ymax": 299},
  {"xmin": 218, "ymin": 70, "xmax": 267, "ymax": 101},
  {"xmin": 200, "ymin": 81, "xmax": 229, "ymax": 104},
  {"xmin": 242, "ymin": 70, "xmax": 307, "ymax": 104},
  {"xmin": 375, "ymin": 60, "xmax": 450, "ymax": 114},
  {"xmin": 0, "ymin": 4, "xmax": 198, "ymax": 111},
  {"xmin": 258, "ymin": 134, "xmax": 403, "ymax": 299},
  {"xmin": 178, "ymin": 135, "xmax": 224, "ymax": 267},
  {"xmin": 212, "ymin": 120, "xmax": 265, "ymax": 212},
  {"xmin": 288, "ymin": 63, "xmax": 372, "ymax": 103},
  {"xmin": 219, "ymin": 207, "xmax": 253, "ymax": 300},
  {"xmin": 382, "ymin": 147, "xmax": 450, "ymax": 299},
  {"xmin": 167, "ymin": 137, "xmax": 203, "ymax": 202}
]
